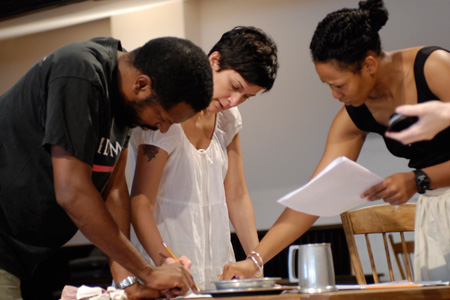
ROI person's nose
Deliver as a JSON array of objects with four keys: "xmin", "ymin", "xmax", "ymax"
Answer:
[
  {"xmin": 228, "ymin": 92, "xmax": 243, "ymax": 107},
  {"xmin": 331, "ymin": 89, "xmax": 343, "ymax": 100}
]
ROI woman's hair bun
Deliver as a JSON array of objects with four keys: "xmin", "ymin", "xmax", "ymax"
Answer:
[{"xmin": 358, "ymin": 0, "xmax": 389, "ymax": 32}]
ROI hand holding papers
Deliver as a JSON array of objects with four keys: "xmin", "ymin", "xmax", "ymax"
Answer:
[{"xmin": 277, "ymin": 156, "xmax": 383, "ymax": 217}]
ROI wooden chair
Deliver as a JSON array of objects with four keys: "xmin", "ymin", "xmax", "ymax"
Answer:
[
  {"xmin": 388, "ymin": 234, "xmax": 414, "ymax": 280},
  {"xmin": 340, "ymin": 203, "xmax": 416, "ymax": 284}
]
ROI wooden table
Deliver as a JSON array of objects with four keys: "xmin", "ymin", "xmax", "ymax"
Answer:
[{"xmin": 190, "ymin": 285, "xmax": 450, "ymax": 300}]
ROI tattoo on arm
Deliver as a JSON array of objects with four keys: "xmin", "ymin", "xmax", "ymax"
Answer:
[{"xmin": 142, "ymin": 145, "xmax": 160, "ymax": 162}]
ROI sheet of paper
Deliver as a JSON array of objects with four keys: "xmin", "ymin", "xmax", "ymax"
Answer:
[
  {"xmin": 175, "ymin": 291, "xmax": 212, "ymax": 298},
  {"xmin": 277, "ymin": 156, "xmax": 383, "ymax": 217},
  {"xmin": 335, "ymin": 284, "xmax": 364, "ymax": 290}
]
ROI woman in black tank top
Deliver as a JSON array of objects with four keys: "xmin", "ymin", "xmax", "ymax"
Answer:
[
  {"xmin": 221, "ymin": 0, "xmax": 450, "ymax": 283},
  {"xmin": 308, "ymin": 0, "xmax": 450, "ymax": 283}
]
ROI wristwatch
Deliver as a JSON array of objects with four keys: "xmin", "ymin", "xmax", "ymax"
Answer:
[
  {"xmin": 116, "ymin": 275, "xmax": 137, "ymax": 289},
  {"xmin": 414, "ymin": 169, "xmax": 430, "ymax": 194}
]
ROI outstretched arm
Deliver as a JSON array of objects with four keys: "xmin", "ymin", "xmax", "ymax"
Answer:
[{"xmin": 222, "ymin": 107, "xmax": 367, "ymax": 279}]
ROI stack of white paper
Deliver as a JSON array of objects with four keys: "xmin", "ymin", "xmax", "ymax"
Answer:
[{"xmin": 277, "ymin": 156, "xmax": 383, "ymax": 217}]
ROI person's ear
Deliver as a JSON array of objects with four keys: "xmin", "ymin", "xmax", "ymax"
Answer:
[
  {"xmin": 363, "ymin": 54, "xmax": 377, "ymax": 75},
  {"xmin": 133, "ymin": 75, "xmax": 152, "ymax": 98},
  {"xmin": 209, "ymin": 51, "xmax": 221, "ymax": 72}
]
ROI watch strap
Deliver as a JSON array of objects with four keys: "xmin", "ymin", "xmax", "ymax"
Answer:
[
  {"xmin": 116, "ymin": 275, "xmax": 137, "ymax": 289},
  {"xmin": 414, "ymin": 169, "xmax": 430, "ymax": 194}
]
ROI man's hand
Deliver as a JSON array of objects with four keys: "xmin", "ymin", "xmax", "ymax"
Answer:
[
  {"xmin": 125, "ymin": 283, "xmax": 164, "ymax": 300},
  {"xmin": 144, "ymin": 263, "xmax": 197, "ymax": 296}
]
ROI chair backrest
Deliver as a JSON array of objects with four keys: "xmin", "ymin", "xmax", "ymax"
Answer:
[
  {"xmin": 388, "ymin": 234, "xmax": 414, "ymax": 280},
  {"xmin": 340, "ymin": 203, "xmax": 416, "ymax": 284}
]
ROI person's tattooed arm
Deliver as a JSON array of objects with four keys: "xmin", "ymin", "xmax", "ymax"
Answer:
[{"xmin": 142, "ymin": 145, "xmax": 160, "ymax": 162}]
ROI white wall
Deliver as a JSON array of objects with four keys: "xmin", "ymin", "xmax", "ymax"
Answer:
[{"xmin": 110, "ymin": 1, "xmax": 186, "ymax": 50}]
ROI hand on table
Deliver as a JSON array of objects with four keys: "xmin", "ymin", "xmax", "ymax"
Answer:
[
  {"xmin": 143, "ymin": 263, "xmax": 198, "ymax": 297},
  {"xmin": 221, "ymin": 259, "xmax": 262, "ymax": 280}
]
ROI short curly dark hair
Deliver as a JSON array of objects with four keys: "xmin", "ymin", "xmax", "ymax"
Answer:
[
  {"xmin": 309, "ymin": 0, "xmax": 389, "ymax": 72},
  {"xmin": 131, "ymin": 37, "xmax": 213, "ymax": 112},
  {"xmin": 208, "ymin": 26, "xmax": 278, "ymax": 92}
]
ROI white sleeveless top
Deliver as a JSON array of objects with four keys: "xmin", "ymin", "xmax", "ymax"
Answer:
[{"xmin": 127, "ymin": 107, "xmax": 242, "ymax": 290}]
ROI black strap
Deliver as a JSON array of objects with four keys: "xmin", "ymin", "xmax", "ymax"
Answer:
[{"xmin": 413, "ymin": 46, "xmax": 442, "ymax": 102}]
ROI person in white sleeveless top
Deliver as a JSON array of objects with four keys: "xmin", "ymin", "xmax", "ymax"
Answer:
[{"xmin": 126, "ymin": 26, "xmax": 279, "ymax": 290}]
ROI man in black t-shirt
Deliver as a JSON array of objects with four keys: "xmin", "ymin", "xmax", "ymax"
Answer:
[{"xmin": 0, "ymin": 37, "xmax": 212, "ymax": 299}]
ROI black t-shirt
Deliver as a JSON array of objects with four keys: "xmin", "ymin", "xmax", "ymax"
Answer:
[
  {"xmin": 0, "ymin": 37, "xmax": 131, "ymax": 279},
  {"xmin": 345, "ymin": 46, "xmax": 450, "ymax": 169}
]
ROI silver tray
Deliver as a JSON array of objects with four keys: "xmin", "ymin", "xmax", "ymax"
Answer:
[
  {"xmin": 201, "ymin": 286, "xmax": 298, "ymax": 298},
  {"xmin": 212, "ymin": 277, "xmax": 281, "ymax": 290}
]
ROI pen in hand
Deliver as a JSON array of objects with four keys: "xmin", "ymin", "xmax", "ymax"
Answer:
[
  {"xmin": 163, "ymin": 242, "xmax": 180, "ymax": 263},
  {"xmin": 163, "ymin": 242, "xmax": 200, "ymax": 293}
]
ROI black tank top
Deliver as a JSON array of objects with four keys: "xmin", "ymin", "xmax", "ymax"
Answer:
[{"xmin": 345, "ymin": 46, "xmax": 450, "ymax": 169}]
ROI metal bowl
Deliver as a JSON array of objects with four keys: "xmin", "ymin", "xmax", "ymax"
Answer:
[{"xmin": 213, "ymin": 277, "xmax": 281, "ymax": 290}]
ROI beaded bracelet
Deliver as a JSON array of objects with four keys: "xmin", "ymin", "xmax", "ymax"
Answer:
[{"xmin": 246, "ymin": 251, "xmax": 264, "ymax": 276}]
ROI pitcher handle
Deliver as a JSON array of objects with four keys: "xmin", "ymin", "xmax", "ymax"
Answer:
[{"xmin": 288, "ymin": 245, "xmax": 299, "ymax": 282}]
